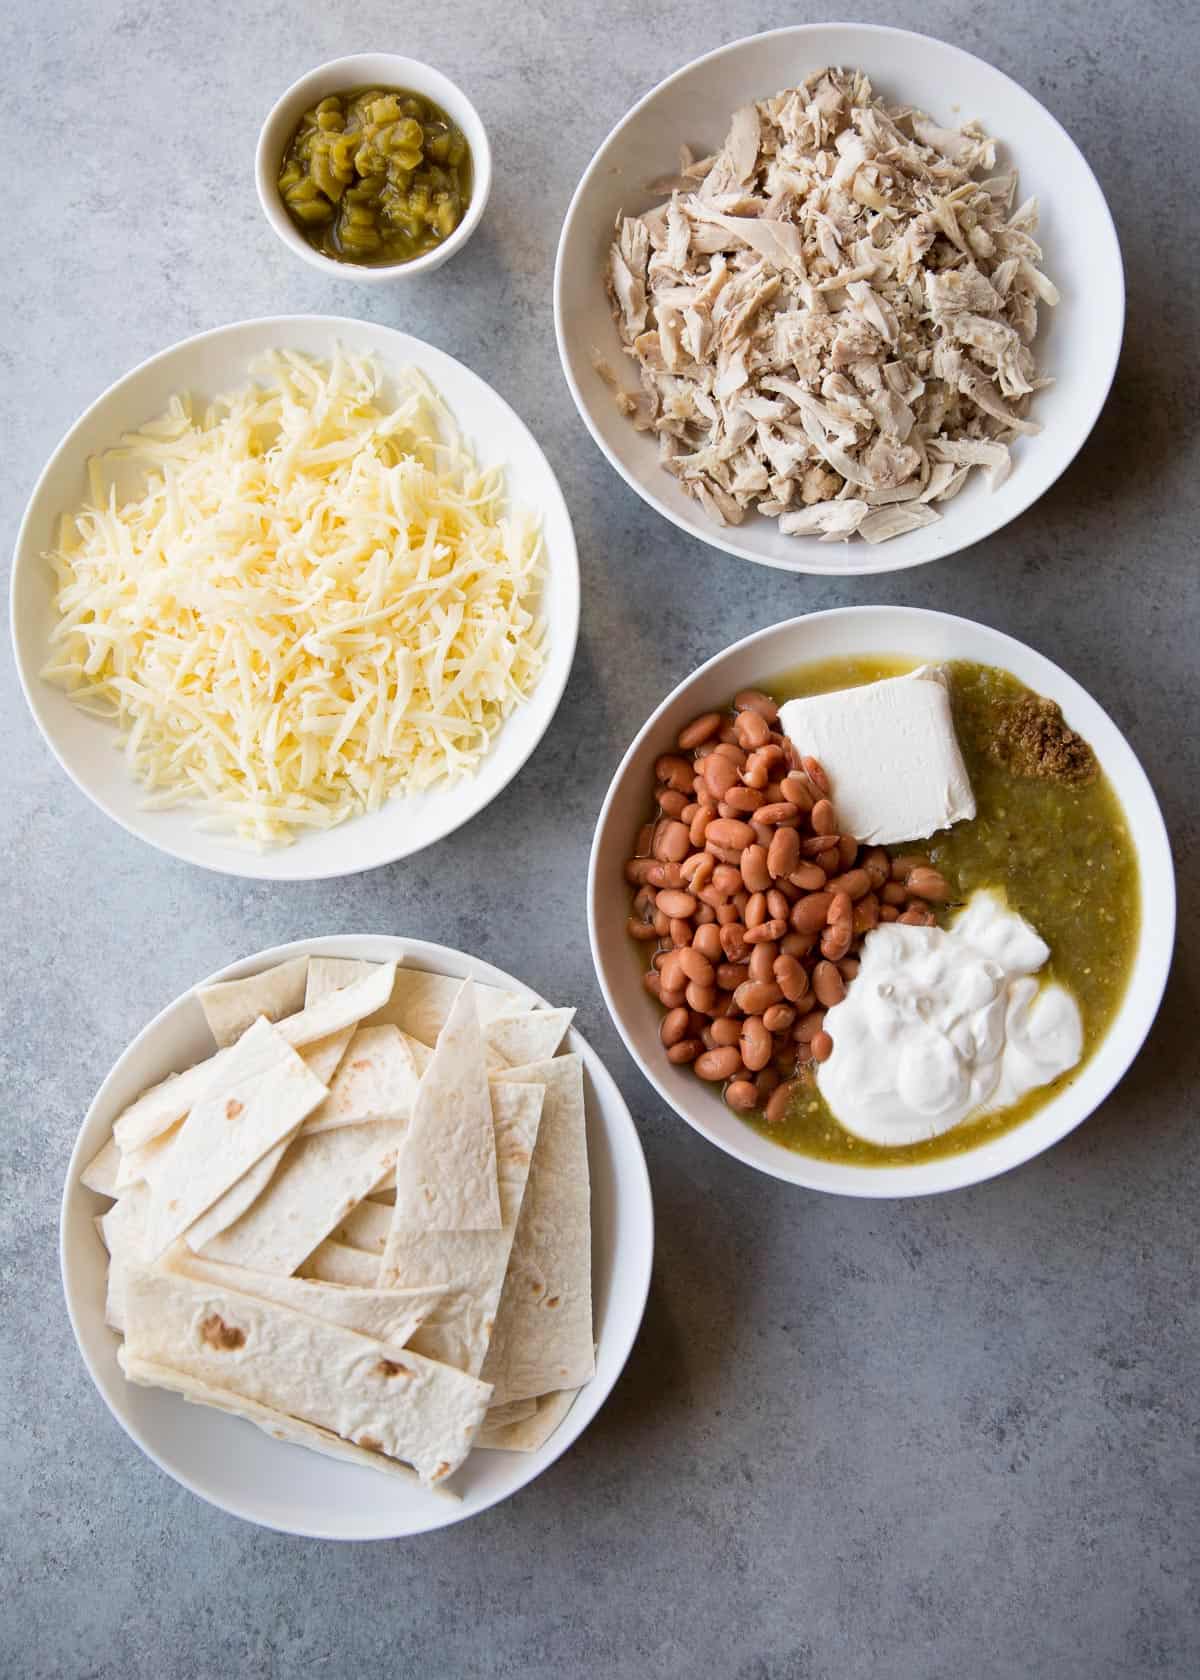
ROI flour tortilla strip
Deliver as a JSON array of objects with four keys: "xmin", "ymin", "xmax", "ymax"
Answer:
[
  {"xmin": 334, "ymin": 1198, "xmax": 393, "ymax": 1255},
  {"xmin": 197, "ymin": 1118, "xmax": 404, "ymax": 1274},
  {"xmin": 298, "ymin": 956, "xmax": 371, "ymax": 1086},
  {"xmin": 390, "ymin": 981, "xmax": 502, "ymax": 1233},
  {"xmin": 101, "ymin": 1187, "xmax": 151, "ymax": 1330},
  {"xmin": 140, "ymin": 1020, "xmax": 328, "ymax": 1260},
  {"xmin": 303, "ymin": 1025, "xmax": 420, "ymax": 1136},
  {"xmin": 113, "ymin": 964, "xmax": 392, "ymax": 1153},
  {"xmin": 365, "ymin": 966, "xmax": 526, "ymax": 1047},
  {"xmin": 118, "ymin": 1352, "xmax": 456, "ymax": 1495},
  {"xmin": 166, "ymin": 1251, "xmax": 447, "ymax": 1345},
  {"xmin": 480, "ymin": 1055, "xmax": 594, "ymax": 1406},
  {"xmin": 181, "ymin": 1127, "xmax": 302, "ymax": 1253},
  {"xmin": 476, "ymin": 1384, "xmax": 581, "ymax": 1452},
  {"xmin": 80, "ymin": 1138, "xmax": 121, "ymax": 1198},
  {"xmin": 197, "ymin": 956, "xmax": 310, "ymax": 1048},
  {"xmin": 382, "ymin": 1083, "xmax": 544, "ymax": 1374},
  {"xmin": 482, "ymin": 1397, "xmax": 537, "ymax": 1428},
  {"xmin": 115, "ymin": 1117, "xmax": 183, "ymax": 1192},
  {"xmin": 299, "ymin": 1239, "xmax": 381, "ymax": 1288},
  {"xmin": 122, "ymin": 1265, "xmax": 491, "ymax": 1486},
  {"xmin": 485, "ymin": 1009, "xmax": 576, "ymax": 1069}
]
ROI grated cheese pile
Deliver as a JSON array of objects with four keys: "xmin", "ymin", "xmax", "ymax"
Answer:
[{"xmin": 42, "ymin": 349, "xmax": 546, "ymax": 847}]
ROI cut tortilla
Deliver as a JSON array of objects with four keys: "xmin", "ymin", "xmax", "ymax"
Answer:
[
  {"xmin": 112, "ymin": 965, "xmax": 392, "ymax": 1154},
  {"xmin": 166, "ymin": 1251, "xmax": 447, "ymax": 1345},
  {"xmin": 382, "ymin": 1082, "xmax": 544, "ymax": 1375},
  {"xmin": 303, "ymin": 1025, "xmax": 420, "ymax": 1136},
  {"xmin": 476, "ymin": 1384, "xmax": 581, "ymax": 1452},
  {"xmin": 181, "ymin": 1127, "xmax": 301, "ymax": 1253},
  {"xmin": 298, "ymin": 955, "xmax": 369, "ymax": 1087},
  {"xmin": 115, "ymin": 1116, "xmax": 182, "ymax": 1192},
  {"xmin": 480, "ymin": 1055, "xmax": 595, "ymax": 1406},
  {"xmin": 197, "ymin": 1118, "xmax": 404, "ymax": 1275},
  {"xmin": 333, "ymin": 1198, "xmax": 393, "ymax": 1255},
  {"xmin": 365, "ymin": 966, "xmax": 526, "ymax": 1047},
  {"xmin": 122, "ymin": 1264, "xmax": 491, "ymax": 1486},
  {"xmin": 299, "ymin": 1239, "xmax": 381, "ymax": 1288},
  {"xmin": 140, "ymin": 1019, "xmax": 328, "ymax": 1261},
  {"xmin": 482, "ymin": 1397, "xmax": 537, "ymax": 1428},
  {"xmin": 485, "ymin": 1009, "xmax": 576, "ymax": 1069},
  {"xmin": 197, "ymin": 956, "xmax": 310, "ymax": 1048},
  {"xmin": 118, "ymin": 1351, "xmax": 451, "ymax": 1492},
  {"xmin": 390, "ymin": 981, "xmax": 502, "ymax": 1233},
  {"xmin": 80, "ymin": 1138, "xmax": 121, "ymax": 1198}
]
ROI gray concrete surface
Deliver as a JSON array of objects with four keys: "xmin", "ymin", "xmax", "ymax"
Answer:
[{"xmin": 3, "ymin": 1, "xmax": 1197, "ymax": 1676}]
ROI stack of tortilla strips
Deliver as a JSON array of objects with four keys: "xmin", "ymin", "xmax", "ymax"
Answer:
[{"xmin": 81, "ymin": 955, "xmax": 595, "ymax": 1492}]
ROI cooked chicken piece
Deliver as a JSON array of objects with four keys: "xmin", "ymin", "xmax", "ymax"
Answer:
[{"xmin": 601, "ymin": 67, "xmax": 1056, "ymax": 542}]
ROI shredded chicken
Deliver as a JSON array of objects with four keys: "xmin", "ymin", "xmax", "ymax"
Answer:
[{"xmin": 600, "ymin": 69, "xmax": 1057, "ymax": 543}]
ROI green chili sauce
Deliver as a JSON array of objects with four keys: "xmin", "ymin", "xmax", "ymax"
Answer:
[{"xmin": 736, "ymin": 657, "xmax": 1140, "ymax": 1165}]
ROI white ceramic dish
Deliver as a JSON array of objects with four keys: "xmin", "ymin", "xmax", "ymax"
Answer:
[
  {"xmin": 589, "ymin": 606, "xmax": 1173, "ymax": 1196},
  {"xmin": 556, "ymin": 23, "xmax": 1124, "ymax": 577},
  {"xmin": 61, "ymin": 935, "xmax": 653, "ymax": 1540},
  {"xmin": 256, "ymin": 54, "xmax": 492, "ymax": 282},
  {"xmin": 11, "ymin": 315, "xmax": 578, "ymax": 880}
]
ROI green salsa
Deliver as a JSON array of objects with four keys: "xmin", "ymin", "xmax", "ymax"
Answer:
[
  {"xmin": 737, "ymin": 657, "xmax": 1140, "ymax": 1165},
  {"xmin": 278, "ymin": 87, "xmax": 472, "ymax": 266}
]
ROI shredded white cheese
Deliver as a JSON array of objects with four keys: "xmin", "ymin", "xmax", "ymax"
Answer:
[{"xmin": 43, "ymin": 349, "xmax": 546, "ymax": 847}]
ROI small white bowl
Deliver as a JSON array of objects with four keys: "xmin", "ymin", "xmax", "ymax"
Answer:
[
  {"xmin": 256, "ymin": 54, "xmax": 492, "ymax": 282},
  {"xmin": 556, "ymin": 23, "xmax": 1124, "ymax": 576},
  {"xmin": 11, "ymin": 315, "xmax": 578, "ymax": 880},
  {"xmin": 61, "ymin": 935, "xmax": 654, "ymax": 1540},
  {"xmin": 588, "ymin": 607, "xmax": 1174, "ymax": 1196}
]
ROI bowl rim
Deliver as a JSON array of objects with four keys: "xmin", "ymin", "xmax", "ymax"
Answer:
[
  {"xmin": 554, "ymin": 21, "xmax": 1126, "ymax": 577},
  {"xmin": 255, "ymin": 52, "xmax": 494, "ymax": 282},
  {"xmin": 10, "ymin": 313, "xmax": 579, "ymax": 882},
  {"xmin": 587, "ymin": 605, "xmax": 1175, "ymax": 1196},
  {"xmin": 60, "ymin": 933, "xmax": 655, "ymax": 1540}
]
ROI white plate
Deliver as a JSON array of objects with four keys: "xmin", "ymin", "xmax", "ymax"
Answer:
[
  {"xmin": 589, "ymin": 607, "xmax": 1173, "ymax": 1195},
  {"xmin": 12, "ymin": 316, "xmax": 579, "ymax": 880},
  {"xmin": 61, "ymin": 936, "xmax": 653, "ymax": 1539},
  {"xmin": 556, "ymin": 23, "xmax": 1124, "ymax": 576}
]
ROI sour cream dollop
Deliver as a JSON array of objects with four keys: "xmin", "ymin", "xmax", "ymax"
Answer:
[{"xmin": 818, "ymin": 889, "xmax": 1084, "ymax": 1146}]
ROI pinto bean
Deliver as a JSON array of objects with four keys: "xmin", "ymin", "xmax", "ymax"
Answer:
[
  {"xmin": 678, "ymin": 946, "xmax": 715, "ymax": 987},
  {"xmin": 654, "ymin": 820, "xmax": 692, "ymax": 863},
  {"xmin": 863, "ymin": 846, "xmax": 890, "ymax": 889},
  {"xmin": 719, "ymin": 923, "xmax": 750, "ymax": 963},
  {"xmin": 791, "ymin": 891, "xmax": 833, "ymax": 933},
  {"xmin": 773, "ymin": 954, "xmax": 810, "ymax": 1005},
  {"xmin": 820, "ymin": 922, "xmax": 853, "ymax": 961},
  {"xmin": 767, "ymin": 826, "xmax": 800, "ymax": 880},
  {"xmin": 757, "ymin": 802, "xmax": 799, "ymax": 827},
  {"xmin": 852, "ymin": 893, "xmax": 880, "ymax": 934},
  {"xmin": 811, "ymin": 1031, "xmax": 834, "ymax": 1063},
  {"xmin": 740, "ymin": 844, "xmax": 772, "ymax": 894},
  {"xmin": 810, "ymin": 798, "xmax": 837, "ymax": 835},
  {"xmin": 899, "ymin": 906, "xmax": 936, "ymax": 926},
  {"xmin": 702, "ymin": 753, "xmax": 740, "ymax": 800},
  {"xmin": 801, "ymin": 756, "xmax": 830, "ymax": 795},
  {"xmin": 780, "ymin": 930, "xmax": 817, "ymax": 959},
  {"xmin": 880, "ymin": 904, "xmax": 900, "ymax": 922},
  {"xmin": 694, "ymin": 1046, "xmax": 743, "ymax": 1082},
  {"xmin": 693, "ymin": 923, "xmax": 723, "ymax": 963},
  {"xmin": 626, "ymin": 916, "xmax": 659, "ymax": 941},
  {"xmin": 657, "ymin": 788, "xmax": 688, "ymax": 819},
  {"xmin": 740, "ymin": 1016, "xmax": 773, "ymax": 1072},
  {"xmin": 762, "ymin": 1003, "xmax": 796, "ymax": 1034},
  {"xmin": 667, "ymin": 1039, "xmax": 702, "ymax": 1064},
  {"xmin": 677, "ymin": 712, "xmax": 722, "ymax": 750},
  {"xmin": 725, "ymin": 785, "xmax": 765, "ymax": 813},
  {"xmin": 685, "ymin": 981, "xmax": 717, "ymax": 1013},
  {"xmin": 745, "ymin": 919, "xmax": 787, "ymax": 944},
  {"xmin": 668, "ymin": 918, "xmax": 691, "ymax": 946},
  {"xmin": 734, "ymin": 689, "xmax": 780, "ymax": 723},
  {"xmin": 660, "ymin": 1008, "xmax": 690, "ymax": 1047},
  {"xmin": 882, "ymin": 880, "xmax": 907, "ymax": 906},
  {"xmin": 688, "ymin": 807, "xmax": 713, "ymax": 848},
  {"xmin": 716, "ymin": 903, "xmax": 741, "ymax": 927},
  {"xmin": 906, "ymin": 867, "xmax": 951, "ymax": 902},
  {"xmin": 744, "ymin": 891, "xmax": 767, "ymax": 929},
  {"xmin": 711, "ymin": 1017, "xmax": 742, "ymax": 1048},
  {"xmin": 793, "ymin": 1009, "xmax": 826, "ymax": 1043},
  {"xmin": 724, "ymin": 1079, "xmax": 759, "ymax": 1113},
  {"xmin": 764, "ymin": 1081, "xmax": 799, "ymax": 1125},
  {"xmin": 656, "ymin": 888, "xmax": 697, "ymax": 919},
  {"xmin": 706, "ymin": 817, "xmax": 757, "ymax": 851},
  {"xmin": 766, "ymin": 889, "xmax": 790, "ymax": 923},
  {"xmin": 890, "ymin": 853, "xmax": 930, "ymax": 881},
  {"xmin": 716, "ymin": 961, "xmax": 750, "ymax": 991},
  {"xmin": 824, "ymin": 868, "xmax": 871, "ymax": 901},
  {"xmin": 655, "ymin": 754, "xmax": 695, "ymax": 793},
  {"xmin": 812, "ymin": 961, "xmax": 846, "ymax": 1008},
  {"xmin": 748, "ymin": 941, "xmax": 779, "ymax": 983},
  {"xmin": 643, "ymin": 969, "xmax": 662, "ymax": 1000},
  {"xmin": 734, "ymin": 708, "xmax": 771, "ymax": 750},
  {"xmin": 734, "ymin": 979, "xmax": 783, "ymax": 1015},
  {"xmin": 712, "ymin": 743, "xmax": 746, "ymax": 766},
  {"xmin": 779, "ymin": 772, "xmax": 815, "ymax": 811}
]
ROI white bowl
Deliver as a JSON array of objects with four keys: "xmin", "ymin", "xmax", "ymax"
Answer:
[
  {"xmin": 256, "ymin": 54, "xmax": 492, "ymax": 282},
  {"xmin": 61, "ymin": 935, "xmax": 654, "ymax": 1540},
  {"xmin": 556, "ymin": 23, "xmax": 1124, "ymax": 577},
  {"xmin": 588, "ymin": 606, "xmax": 1173, "ymax": 1196},
  {"xmin": 11, "ymin": 315, "xmax": 578, "ymax": 880}
]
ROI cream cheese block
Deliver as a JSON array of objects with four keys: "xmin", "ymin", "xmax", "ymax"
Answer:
[{"xmin": 778, "ymin": 666, "xmax": 975, "ymax": 845}]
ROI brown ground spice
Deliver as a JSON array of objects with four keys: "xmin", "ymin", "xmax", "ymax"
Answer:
[{"xmin": 988, "ymin": 695, "xmax": 1098, "ymax": 785}]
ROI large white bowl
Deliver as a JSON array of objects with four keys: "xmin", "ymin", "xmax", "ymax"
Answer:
[
  {"xmin": 256, "ymin": 55, "xmax": 492, "ymax": 283},
  {"xmin": 11, "ymin": 316, "xmax": 578, "ymax": 880},
  {"xmin": 556, "ymin": 23, "xmax": 1124, "ymax": 577},
  {"xmin": 588, "ymin": 607, "xmax": 1173, "ymax": 1195},
  {"xmin": 61, "ymin": 935, "xmax": 653, "ymax": 1540}
]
